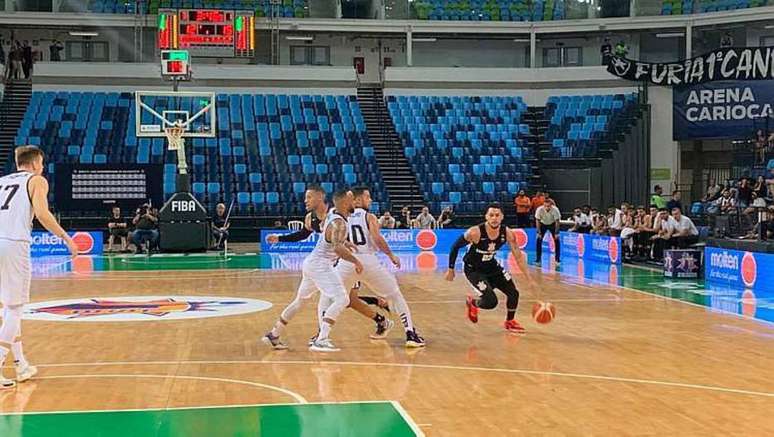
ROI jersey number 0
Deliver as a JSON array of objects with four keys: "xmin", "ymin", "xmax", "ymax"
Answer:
[
  {"xmin": 0, "ymin": 184, "xmax": 20, "ymax": 211},
  {"xmin": 350, "ymin": 224, "xmax": 367, "ymax": 246}
]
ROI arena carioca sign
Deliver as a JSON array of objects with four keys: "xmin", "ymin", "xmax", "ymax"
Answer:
[{"xmin": 607, "ymin": 46, "xmax": 774, "ymax": 86}]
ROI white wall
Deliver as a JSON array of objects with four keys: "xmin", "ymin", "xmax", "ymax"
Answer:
[
  {"xmin": 413, "ymin": 39, "xmax": 528, "ymax": 68},
  {"xmin": 648, "ymin": 85, "xmax": 679, "ymax": 192}
]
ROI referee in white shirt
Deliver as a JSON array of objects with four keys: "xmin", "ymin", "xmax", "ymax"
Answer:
[{"xmin": 535, "ymin": 198, "xmax": 561, "ymax": 264}]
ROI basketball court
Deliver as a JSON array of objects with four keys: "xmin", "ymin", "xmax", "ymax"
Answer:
[{"xmin": 0, "ymin": 249, "xmax": 772, "ymax": 436}]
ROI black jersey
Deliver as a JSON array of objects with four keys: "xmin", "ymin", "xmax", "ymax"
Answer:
[
  {"xmin": 463, "ymin": 223, "xmax": 508, "ymax": 273},
  {"xmin": 310, "ymin": 211, "xmax": 323, "ymax": 233}
]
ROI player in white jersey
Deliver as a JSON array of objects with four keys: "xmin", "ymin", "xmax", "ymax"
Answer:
[
  {"xmin": 263, "ymin": 188, "xmax": 362, "ymax": 352},
  {"xmin": 0, "ymin": 146, "xmax": 78, "ymax": 389},
  {"xmin": 335, "ymin": 187, "xmax": 425, "ymax": 348}
]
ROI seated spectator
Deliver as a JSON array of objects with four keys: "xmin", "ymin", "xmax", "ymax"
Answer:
[
  {"xmin": 437, "ymin": 206, "xmax": 455, "ymax": 228},
  {"xmin": 379, "ymin": 211, "xmax": 396, "ymax": 229},
  {"xmin": 714, "ymin": 189, "xmax": 736, "ymax": 215},
  {"xmin": 131, "ymin": 204, "xmax": 159, "ymax": 254},
  {"xmin": 620, "ymin": 209, "xmax": 639, "ymax": 259},
  {"xmin": 591, "ymin": 214, "xmax": 609, "ymax": 235},
  {"xmin": 737, "ymin": 178, "xmax": 753, "ymax": 207},
  {"xmin": 211, "ymin": 203, "xmax": 230, "ymax": 249},
  {"xmin": 107, "ymin": 206, "xmax": 129, "ymax": 252},
  {"xmin": 589, "ymin": 207, "xmax": 600, "ymax": 224},
  {"xmin": 702, "ymin": 179, "xmax": 723, "ymax": 203},
  {"xmin": 416, "ymin": 206, "xmax": 436, "ymax": 229},
  {"xmin": 754, "ymin": 175, "xmax": 770, "ymax": 201},
  {"xmin": 650, "ymin": 208, "xmax": 672, "ymax": 261},
  {"xmin": 514, "ymin": 190, "xmax": 532, "ymax": 228},
  {"xmin": 570, "ymin": 207, "xmax": 592, "ymax": 233},
  {"xmin": 399, "ymin": 206, "xmax": 412, "ymax": 229},
  {"xmin": 666, "ymin": 190, "xmax": 683, "ymax": 212},
  {"xmin": 652, "ymin": 207, "xmax": 699, "ymax": 261},
  {"xmin": 607, "ymin": 205, "xmax": 623, "ymax": 237},
  {"xmin": 635, "ymin": 206, "xmax": 657, "ymax": 260},
  {"xmin": 273, "ymin": 220, "xmax": 285, "ymax": 229}
]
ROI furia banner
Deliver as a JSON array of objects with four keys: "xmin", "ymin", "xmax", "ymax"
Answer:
[
  {"xmin": 672, "ymin": 80, "xmax": 774, "ymax": 140},
  {"xmin": 607, "ymin": 46, "xmax": 774, "ymax": 86}
]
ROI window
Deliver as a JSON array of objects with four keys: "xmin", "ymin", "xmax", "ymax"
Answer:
[
  {"xmin": 542, "ymin": 46, "xmax": 583, "ymax": 67},
  {"xmin": 290, "ymin": 45, "xmax": 330, "ymax": 65},
  {"xmin": 65, "ymin": 41, "xmax": 109, "ymax": 62}
]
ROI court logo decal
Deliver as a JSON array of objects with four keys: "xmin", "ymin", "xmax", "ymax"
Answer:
[
  {"xmin": 23, "ymin": 296, "xmax": 272, "ymax": 322},
  {"xmin": 415, "ymin": 230, "xmax": 437, "ymax": 251}
]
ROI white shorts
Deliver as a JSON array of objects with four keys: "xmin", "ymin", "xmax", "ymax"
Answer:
[
  {"xmin": 0, "ymin": 239, "xmax": 31, "ymax": 307},
  {"xmin": 336, "ymin": 254, "xmax": 400, "ymax": 298},
  {"xmin": 296, "ymin": 258, "xmax": 348, "ymax": 300}
]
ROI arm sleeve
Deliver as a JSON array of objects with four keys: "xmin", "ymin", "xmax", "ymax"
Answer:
[
  {"xmin": 277, "ymin": 228, "xmax": 313, "ymax": 242},
  {"xmin": 448, "ymin": 234, "xmax": 469, "ymax": 270}
]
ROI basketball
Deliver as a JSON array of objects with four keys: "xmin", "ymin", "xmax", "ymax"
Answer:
[{"xmin": 532, "ymin": 301, "xmax": 556, "ymax": 324}]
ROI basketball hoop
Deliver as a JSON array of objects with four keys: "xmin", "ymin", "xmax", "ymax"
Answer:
[{"xmin": 165, "ymin": 122, "xmax": 186, "ymax": 151}]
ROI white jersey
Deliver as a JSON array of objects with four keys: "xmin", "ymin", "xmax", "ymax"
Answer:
[
  {"xmin": 348, "ymin": 208, "xmax": 378, "ymax": 255},
  {"xmin": 0, "ymin": 171, "xmax": 34, "ymax": 243},
  {"xmin": 308, "ymin": 209, "xmax": 348, "ymax": 265}
]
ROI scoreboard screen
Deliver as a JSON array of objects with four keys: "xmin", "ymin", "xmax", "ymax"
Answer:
[{"xmin": 158, "ymin": 9, "xmax": 255, "ymax": 58}]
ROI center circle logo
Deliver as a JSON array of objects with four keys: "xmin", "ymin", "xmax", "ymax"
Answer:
[
  {"xmin": 415, "ymin": 230, "xmax": 437, "ymax": 251},
  {"xmin": 23, "ymin": 296, "xmax": 272, "ymax": 322},
  {"xmin": 608, "ymin": 238, "xmax": 619, "ymax": 263},
  {"xmin": 512, "ymin": 229, "xmax": 528, "ymax": 249},
  {"xmin": 576, "ymin": 233, "xmax": 585, "ymax": 257},
  {"xmin": 741, "ymin": 252, "xmax": 757, "ymax": 287},
  {"xmin": 72, "ymin": 232, "xmax": 95, "ymax": 253}
]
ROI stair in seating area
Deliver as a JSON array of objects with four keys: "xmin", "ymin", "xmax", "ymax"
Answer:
[
  {"xmin": 356, "ymin": 86, "xmax": 425, "ymax": 215},
  {"xmin": 0, "ymin": 79, "xmax": 33, "ymax": 174}
]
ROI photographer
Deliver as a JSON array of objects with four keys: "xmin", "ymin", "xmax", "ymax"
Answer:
[
  {"xmin": 131, "ymin": 204, "xmax": 159, "ymax": 254},
  {"xmin": 437, "ymin": 206, "xmax": 455, "ymax": 229}
]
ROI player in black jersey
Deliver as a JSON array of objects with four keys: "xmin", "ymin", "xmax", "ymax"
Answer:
[{"xmin": 446, "ymin": 203, "xmax": 534, "ymax": 333}]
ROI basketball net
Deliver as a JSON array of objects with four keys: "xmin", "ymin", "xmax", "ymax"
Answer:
[{"xmin": 165, "ymin": 123, "xmax": 188, "ymax": 174}]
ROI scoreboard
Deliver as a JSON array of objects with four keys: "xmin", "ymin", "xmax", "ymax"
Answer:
[{"xmin": 158, "ymin": 9, "xmax": 255, "ymax": 58}]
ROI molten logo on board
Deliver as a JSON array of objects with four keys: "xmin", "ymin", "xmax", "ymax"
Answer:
[
  {"xmin": 576, "ymin": 234, "xmax": 585, "ymax": 257},
  {"xmin": 512, "ymin": 229, "xmax": 528, "ymax": 249},
  {"xmin": 72, "ymin": 232, "xmax": 95, "ymax": 253},
  {"xmin": 23, "ymin": 296, "xmax": 272, "ymax": 322},
  {"xmin": 741, "ymin": 252, "xmax": 757, "ymax": 287},
  {"xmin": 608, "ymin": 238, "xmax": 619, "ymax": 263},
  {"xmin": 415, "ymin": 230, "xmax": 437, "ymax": 251}
]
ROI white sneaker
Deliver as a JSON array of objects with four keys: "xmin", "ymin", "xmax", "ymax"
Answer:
[
  {"xmin": 0, "ymin": 376, "xmax": 16, "ymax": 389},
  {"xmin": 309, "ymin": 338, "xmax": 340, "ymax": 352},
  {"xmin": 15, "ymin": 364, "xmax": 38, "ymax": 383},
  {"xmin": 261, "ymin": 333, "xmax": 289, "ymax": 350}
]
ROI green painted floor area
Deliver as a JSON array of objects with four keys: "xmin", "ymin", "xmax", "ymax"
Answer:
[{"xmin": 0, "ymin": 402, "xmax": 417, "ymax": 437}]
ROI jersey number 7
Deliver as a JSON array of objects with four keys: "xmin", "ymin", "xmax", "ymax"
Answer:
[{"xmin": 0, "ymin": 184, "xmax": 20, "ymax": 211}]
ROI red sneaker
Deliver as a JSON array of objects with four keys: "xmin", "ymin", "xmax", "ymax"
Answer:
[
  {"xmin": 466, "ymin": 296, "xmax": 479, "ymax": 323},
  {"xmin": 504, "ymin": 319, "xmax": 526, "ymax": 334}
]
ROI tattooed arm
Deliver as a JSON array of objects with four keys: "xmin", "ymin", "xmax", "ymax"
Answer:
[{"xmin": 330, "ymin": 217, "xmax": 363, "ymax": 273}]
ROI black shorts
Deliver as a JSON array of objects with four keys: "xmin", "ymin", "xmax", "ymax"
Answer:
[
  {"xmin": 463, "ymin": 267, "xmax": 514, "ymax": 295},
  {"xmin": 110, "ymin": 228, "xmax": 128, "ymax": 238}
]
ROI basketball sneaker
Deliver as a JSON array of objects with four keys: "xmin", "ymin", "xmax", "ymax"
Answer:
[
  {"xmin": 405, "ymin": 330, "xmax": 426, "ymax": 348},
  {"xmin": 504, "ymin": 319, "xmax": 526, "ymax": 334},
  {"xmin": 261, "ymin": 332, "xmax": 288, "ymax": 350},
  {"xmin": 308, "ymin": 331, "xmax": 319, "ymax": 346},
  {"xmin": 369, "ymin": 318, "xmax": 394, "ymax": 340},
  {"xmin": 466, "ymin": 296, "xmax": 479, "ymax": 323},
  {"xmin": 309, "ymin": 338, "xmax": 340, "ymax": 353},
  {"xmin": 0, "ymin": 376, "xmax": 15, "ymax": 389},
  {"xmin": 15, "ymin": 363, "xmax": 37, "ymax": 383}
]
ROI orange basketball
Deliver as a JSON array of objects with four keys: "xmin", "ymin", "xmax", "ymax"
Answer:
[{"xmin": 532, "ymin": 301, "xmax": 556, "ymax": 324}]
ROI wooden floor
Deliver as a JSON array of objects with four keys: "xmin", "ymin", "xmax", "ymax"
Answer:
[{"xmin": 2, "ymin": 254, "xmax": 774, "ymax": 436}]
